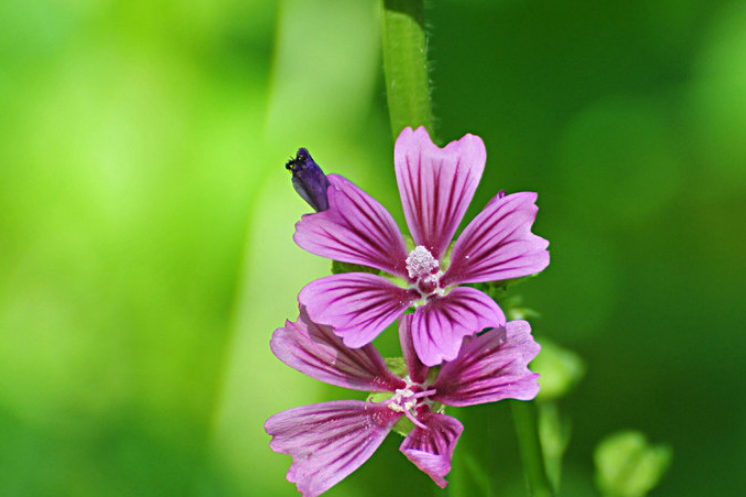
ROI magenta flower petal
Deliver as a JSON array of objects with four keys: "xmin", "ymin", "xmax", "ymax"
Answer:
[
  {"xmin": 271, "ymin": 308, "xmax": 407, "ymax": 392},
  {"xmin": 411, "ymin": 286, "xmax": 506, "ymax": 367},
  {"xmin": 400, "ymin": 408, "xmax": 464, "ymax": 488},
  {"xmin": 442, "ymin": 192, "xmax": 550, "ymax": 287},
  {"xmin": 266, "ymin": 400, "xmax": 402, "ymax": 497},
  {"xmin": 395, "ymin": 126, "xmax": 486, "ymax": 261},
  {"xmin": 398, "ymin": 314, "xmax": 429, "ymax": 384},
  {"xmin": 299, "ymin": 273, "xmax": 417, "ymax": 348},
  {"xmin": 432, "ymin": 320, "xmax": 541, "ymax": 407},
  {"xmin": 294, "ymin": 174, "xmax": 409, "ymax": 277}
]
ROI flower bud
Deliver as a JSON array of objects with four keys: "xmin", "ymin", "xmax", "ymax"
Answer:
[
  {"xmin": 595, "ymin": 431, "xmax": 672, "ymax": 497},
  {"xmin": 286, "ymin": 148, "xmax": 331, "ymax": 212}
]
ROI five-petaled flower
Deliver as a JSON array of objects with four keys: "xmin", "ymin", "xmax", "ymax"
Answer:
[
  {"xmin": 294, "ymin": 126, "xmax": 550, "ymax": 366},
  {"xmin": 265, "ymin": 308, "xmax": 541, "ymax": 497}
]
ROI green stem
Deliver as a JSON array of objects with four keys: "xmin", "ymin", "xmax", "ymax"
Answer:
[
  {"xmin": 512, "ymin": 400, "xmax": 554, "ymax": 497},
  {"xmin": 381, "ymin": 0, "xmax": 434, "ymax": 139}
]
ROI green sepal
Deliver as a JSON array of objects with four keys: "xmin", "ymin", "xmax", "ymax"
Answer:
[
  {"xmin": 440, "ymin": 240, "xmax": 455, "ymax": 270},
  {"xmin": 392, "ymin": 414, "xmax": 416, "ymax": 437},
  {"xmin": 383, "ymin": 356, "xmax": 442, "ymax": 383},
  {"xmin": 390, "ymin": 401, "xmax": 445, "ymax": 438},
  {"xmin": 367, "ymin": 391, "xmax": 394, "ymax": 404},
  {"xmin": 331, "ymin": 260, "xmax": 380, "ymax": 275},
  {"xmin": 384, "ymin": 357, "xmax": 408, "ymax": 378},
  {"xmin": 403, "ymin": 233, "xmax": 415, "ymax": 251},
  {"xmin": 426, "ymin": 365, "xmax": 441, "ymax": 384},
  {"xmin": 366, "ymin": 386, "xmax": 416, "ymax": 438}
]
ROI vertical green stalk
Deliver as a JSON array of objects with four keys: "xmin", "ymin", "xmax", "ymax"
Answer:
[
  {"xmin": 512, "ymin": 400, "xmax": 554, "ymax": 497},
  {"xmin": 381, "ymin": 0, "xmax": 434, "ymax": 139}
]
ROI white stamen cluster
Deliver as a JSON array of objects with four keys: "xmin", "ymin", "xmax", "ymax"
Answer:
[
  {"xmin": 405, "ymin": 245, "xmax": 439, "ymax": 280},
  {"xmin": 388, "ymin": 387, "xmax": 418, "ymax": 412}
]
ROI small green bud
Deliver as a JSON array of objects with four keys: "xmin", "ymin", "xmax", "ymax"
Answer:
[
  {"xmin": 532, "ymin": 339, "xmax": 586, "ymax": 401},
  {"xmin": 594, "ymin": 431, "xmax": 672, "ymax": 497}
]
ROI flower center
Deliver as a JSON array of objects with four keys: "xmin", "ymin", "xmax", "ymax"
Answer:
[
  {"xmin": 406, "ymin": 246, "xmax": 439, "ymax": 279},
  {"xmin": 387, "ymin": 387, "xmax": 419, "ymax": 413},
  {"xmin": 405, "ymin": 246, "xmax": 444, "ymax": 299},
  {"xmin": 386, "ymin": 382, "xmax": 437, "ymax": 429}
]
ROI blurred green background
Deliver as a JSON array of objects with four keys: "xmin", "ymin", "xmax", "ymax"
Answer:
[{"xmin": 1, "ymin": 0, "xmax": 744, "ymax": 496}]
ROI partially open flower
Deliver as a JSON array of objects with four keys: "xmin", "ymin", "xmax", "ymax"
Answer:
[{"xmin": 286, "ymin": 148, "xmax": 332, "ymax": 212}]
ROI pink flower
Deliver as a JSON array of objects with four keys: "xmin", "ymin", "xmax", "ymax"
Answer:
[
  {"xmin": 265, "ymin": 308, "xmax": 541, "ymax": 497},
  {"xmin": 294, "ymin": 126, "xmax": 549, "ymax": 366}
]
